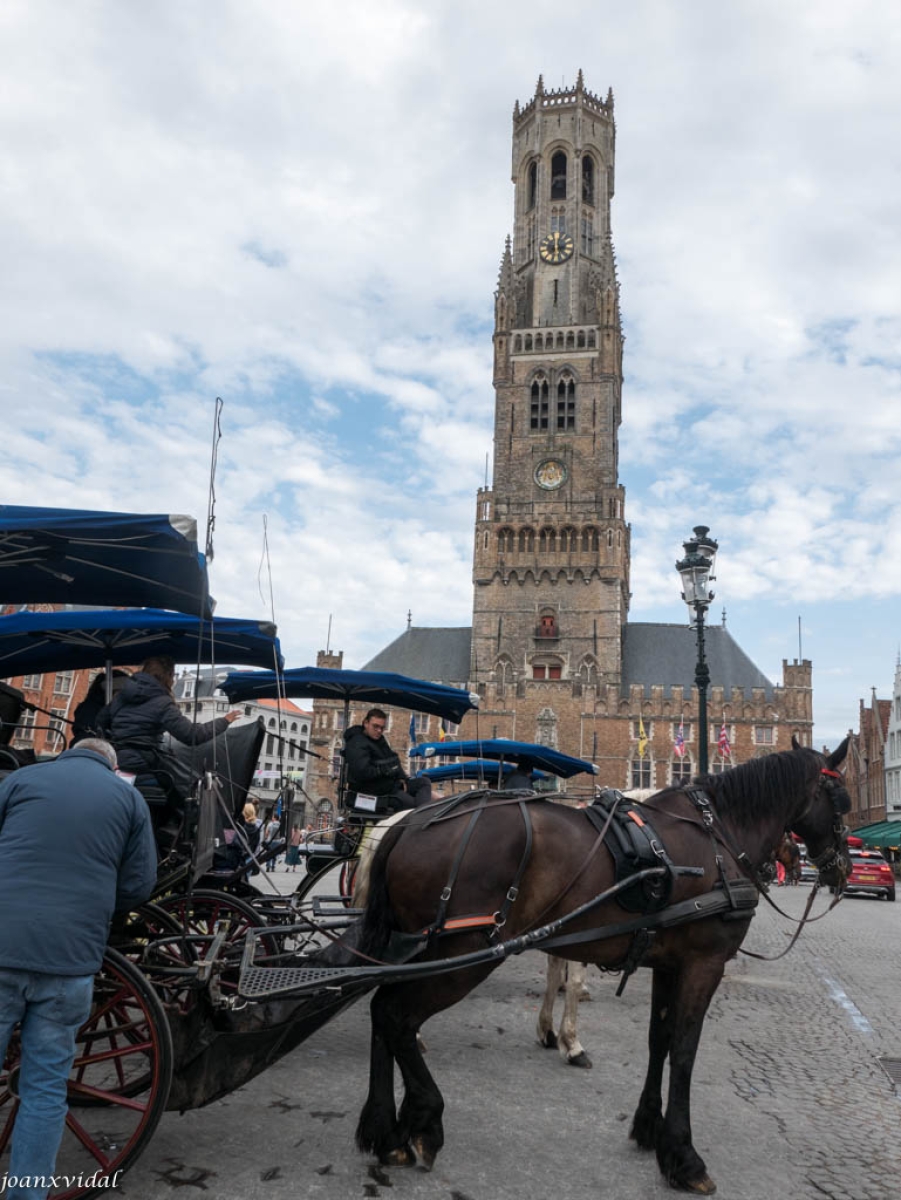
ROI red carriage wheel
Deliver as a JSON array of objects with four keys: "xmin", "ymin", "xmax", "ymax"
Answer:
[
  {"xmin": 0, "ymin": 948, "xmax": 173, "ymax": 1200},
  {"xmin": 155, "ymin": 888, "xmax": 281, "ymax": 970}
]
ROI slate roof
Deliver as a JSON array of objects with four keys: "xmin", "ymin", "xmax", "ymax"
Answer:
[
  {"xmin": 622, "ymin": 623, "xmax": 774, "ymax": 699},
  {"xmin": 361, "ymin": 627, "xmax": 472, "ymax": 685},
  {"xmin": 359, "ymin": 621, "xmax": 774, "ymax": 699}
]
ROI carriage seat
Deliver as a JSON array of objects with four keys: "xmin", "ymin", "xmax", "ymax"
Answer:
[{"xmin": 343, "ymin": 790, "xmax": 403, "ymax": 819}]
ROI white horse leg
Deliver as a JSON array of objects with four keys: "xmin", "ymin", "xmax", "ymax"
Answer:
[
  {"xmin": 557, "ymin": 962, "xmax": 592, "ymax": 1068},
  {"xmin": 537, "ymin": 955, "xmax": 565, "ymax": 1050},
  {"xmin": 537, "ymin": 958, "xmax": 592, "ymax": 1068}
]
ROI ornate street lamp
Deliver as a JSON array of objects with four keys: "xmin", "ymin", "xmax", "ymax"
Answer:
[{"xmin": 676, "ymin": 525, "xmax": 718, "ymax": 774}]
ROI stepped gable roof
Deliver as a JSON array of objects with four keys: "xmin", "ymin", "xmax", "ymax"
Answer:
[
  {"xmin": 622, "ymin": 623, "xmax": 774, "ymax": 700},
  {"xmin": 361, "ymin": 627, "xmax": 471, "ymax": 686}
]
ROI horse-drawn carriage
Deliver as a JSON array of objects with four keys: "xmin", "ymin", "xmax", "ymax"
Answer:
[{"xmin": 0, "ymin": 505, "xmax": 854, "ymax": 1198}]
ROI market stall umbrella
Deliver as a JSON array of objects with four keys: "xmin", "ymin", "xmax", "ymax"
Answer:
[
  {"xmin": 0, "ymin": 608, "xmax": 282, "ymax": 678},
  {"xmin": 220, "ymin": 667, "xmax": 479, "ymax": 724},
  {"xmin": 410, "ymin": 738, "xmax": 597, "ymax": 779},
  {"xmin": 0, "ymin": 505, "xmax": 213, "ymax": 617}
]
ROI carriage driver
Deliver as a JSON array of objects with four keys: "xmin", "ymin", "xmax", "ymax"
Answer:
[{"xmin": 343, "ymin": 708, "xmax": 432, "ymax": 811}]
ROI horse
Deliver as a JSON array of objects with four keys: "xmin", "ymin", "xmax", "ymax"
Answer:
[
  {"xmin": 350, "ymin": 739, "xmax": 850, "ymax": 1194},
  {"xmin": 776, "ymin": 833, "xmax": 802, "ymax": 885}
]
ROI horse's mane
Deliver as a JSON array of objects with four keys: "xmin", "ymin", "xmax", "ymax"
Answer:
[{"xmin": 654, "ymin": 747, "xmax": 819, "ymax": 827}]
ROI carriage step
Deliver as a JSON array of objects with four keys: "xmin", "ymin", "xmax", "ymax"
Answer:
[{"xmin": 237, "ymin": 963, "xmax": 375, "ymax": 999}]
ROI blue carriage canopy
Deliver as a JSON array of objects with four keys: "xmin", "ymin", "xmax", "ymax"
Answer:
[
  {"xmin": 220, "ymin": 667, "xmax": 480, "ymax": 724},
  {"xmin": 416, "ymin": 759, "xmax": 549, "ymax": 784},
  {"xmin": 0, "ymin": 505, "xmax": 213, "ymax": 617},
  {"xmin": 410, "ymin": 738, "xmax": 598, "ymax": 779},
  {"xmin": 0, "ymin": 608, "xmax": 282, "ymax": 677}
]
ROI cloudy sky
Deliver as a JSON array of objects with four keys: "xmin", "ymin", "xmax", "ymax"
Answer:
[{"xmin": 1, "ymin": 1, "xmax": 899, "ymax": 748}]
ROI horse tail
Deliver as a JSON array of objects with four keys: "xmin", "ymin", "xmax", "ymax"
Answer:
[{"xmin": 359, "ymin": 820, "xmax": 407, "ymax": 958}]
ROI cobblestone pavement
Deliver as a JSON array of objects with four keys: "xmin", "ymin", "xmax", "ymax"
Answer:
[{"xmin": 116, "ymin": 877, "xmax": 900, "ymax": 1200}]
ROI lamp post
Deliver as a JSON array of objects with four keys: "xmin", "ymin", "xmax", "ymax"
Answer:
[{"xmin": 676, "ymin": 525, "xmax": 719, "ymax": 774}]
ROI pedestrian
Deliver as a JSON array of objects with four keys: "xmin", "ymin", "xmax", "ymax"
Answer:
[
  {"xmin": 0, "ymin": 738, "xmax": 157, "ymax": 1200},
  {"xmin": 286, "ymin": 822, "xmax": 302, "ymax": 872}
]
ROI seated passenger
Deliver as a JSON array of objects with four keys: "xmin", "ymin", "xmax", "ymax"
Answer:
[
  {"xmin": 98, "ymin": 655, "xmax": 240, "ymax": 802},
  {"xmin": 70, "ymin": 669, "xmax": 130, "ymax": 746},
  {"xmin": 343, "ymin": 708, "xmax": 432, "ymax": 812}
]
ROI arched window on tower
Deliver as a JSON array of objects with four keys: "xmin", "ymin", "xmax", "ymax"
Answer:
[
  {"xmin": 581, "ymin": 526, "xmax": 600, "ymax": 552},
  {"xmin": 550, "ymin": 151, "xmax": 567, "ymax": 200},
  {"xmin": 556, "ymin": 375, "xmax": 575, "ymax": 430},
  {"xmin": 527, "ymin": 161, "xmax": 538, "ymax": 210},
  {"xmin": 579, "ymin": 658, "xmax": 599, "ymax": 687},
  {"xmin": 582, "ymin": 155, "xmax": 594, "ymax": 205},
  {"xmin": 497, "ymin": 527, "xmax": 514, "ymax": 555},
  {"xmin": 530, "ymin": 378, "xmax": 549, "ymax": 430},
  {"xmin": 581, "ymin": 216, "xmax": 594, "ymax": 256},
  {"xmin": 518, "ymin": 527, "xmax": 535, "ymax": 553},
  {"xmin": 495, "ymin": 656, "xmax": 514, "ymax": 698},
  {"xmin": 539, "ymin": 527, "xmax": 556, "ymax": 553}
]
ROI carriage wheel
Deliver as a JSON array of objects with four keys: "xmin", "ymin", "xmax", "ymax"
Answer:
[
  {"xmin": 339, "ymin": 858, "xmax": 359, "ymax": 907},
  {"xmin": 155, "ymin": 888, "xmax": 281, "ymax": 975},
  {"xmin": 0, "ymin": 948, "xmax": 173, "ymax": 1200}
]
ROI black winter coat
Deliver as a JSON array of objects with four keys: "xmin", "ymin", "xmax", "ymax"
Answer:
[
  {"xmin": 98, "ymin": 672, "xmax": 230, "ymax": 776},
  {"xmin": 344, "ymin": 725, "xmax": 406, "ymax": 797}
]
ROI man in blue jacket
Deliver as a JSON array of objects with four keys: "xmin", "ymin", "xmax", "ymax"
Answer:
[{"xmin": 0, "ymin": 738, "xmax": 157, "ymax": 1200}]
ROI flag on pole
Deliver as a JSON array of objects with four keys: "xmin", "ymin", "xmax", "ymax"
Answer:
[
  {"xmin": 674, "ymin": 722, "xmax": 686, "ymax": 758},
  {"xmin": 637, "ymin": 716, "xmax": 648, "ymax": 759},
  {"xmin": 409, "ymin": 713, "xmax": 416, "ymax": 744},
  {"xmin": 439, "ymin": 719, "xmax": 448, "ymax": 742},
  {"xmin": 718, "ymin": 721, "xmax": 732, "ymax": 757}
]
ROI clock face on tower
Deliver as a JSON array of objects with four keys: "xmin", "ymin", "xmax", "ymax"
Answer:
[
  {"xmin": 535, "ymin": 459, "xmax": 567, "ymax": 490},
  {"xmin": 539, "ymin": 231, "xmax": 574, "ymax": 264}
]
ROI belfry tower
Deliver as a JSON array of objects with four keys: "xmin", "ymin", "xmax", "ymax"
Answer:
[{"xmin": 471, "ymin": 73, "xmax": 630, "ymax": 693}]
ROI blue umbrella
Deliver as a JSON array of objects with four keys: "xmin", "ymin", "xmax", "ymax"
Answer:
[
  {"xmin": 410, "ymin": 738, "xmax": 597, "ymax": 779},
  {"xmin": 0, "ymin": 608, "xmax": 282, "ymax": 677},
  {"xmin": 220, "ymin": 667, "xmax": 479, "ymax": 724},
  {"xmin": 416, "ymin": 760, "xmax": 549, "ymax": 785},
  {"xmin": 0, "ymin": 505, "xmax": 212, "ymax": 617}
]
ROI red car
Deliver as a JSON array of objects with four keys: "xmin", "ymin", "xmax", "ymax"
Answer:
[{"xmin": 843, "ymin": 848, "xmax": 896, "ymax": 902}]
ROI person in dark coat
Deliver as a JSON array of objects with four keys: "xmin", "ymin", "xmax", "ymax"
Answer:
[
  {"xmin": 0, "ymin": 738, "xmax": 157, "ymax": 1197},
  {"xmin": 97, "ymin": 655, "xmax": 240, "ymax": 793},
  {"xmin": 343, "ymin": 708, "xmax": 432, "ymax": 811},
  {"xmin": 70, "ymin": 669, "xmax": 130, "ymax": 745}
]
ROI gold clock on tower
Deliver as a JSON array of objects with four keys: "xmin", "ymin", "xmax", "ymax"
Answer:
[{"xmin": 539, "ymin": 231, "xmax": 574, "ymax": 264}]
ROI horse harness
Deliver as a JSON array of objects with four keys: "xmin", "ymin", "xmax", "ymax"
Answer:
[{"xmin": 414, "ymin": 788, "xmax": 759, "ymax": 990}]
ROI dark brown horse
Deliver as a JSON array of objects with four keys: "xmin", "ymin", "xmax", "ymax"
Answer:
[{"xmin": 352, "ymin": 739, "xmax": 850, "ymax": 1194}]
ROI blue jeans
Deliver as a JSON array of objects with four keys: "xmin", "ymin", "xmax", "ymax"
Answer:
[{"xmin": 0, "ymin": 969, "xmax": 94, "ymax": 1200}]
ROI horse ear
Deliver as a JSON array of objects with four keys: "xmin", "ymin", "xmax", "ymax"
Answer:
[
  {"xmin": 826, "ymin": 736, "xmax": 849, "ymax": 770},
  {"xmin": 791, "ymin": 734, "xmax": 802, "ymax": 751}
]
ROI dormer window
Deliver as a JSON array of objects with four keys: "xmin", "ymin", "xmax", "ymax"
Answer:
[{"xmin": 550, "ymin": 152, "xmax": 567, "ymax": 200}]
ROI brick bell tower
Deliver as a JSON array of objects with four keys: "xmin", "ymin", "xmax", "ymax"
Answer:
[{"xmin": 471, "ymin": 72, "xmax": 630, "ymax": 692}]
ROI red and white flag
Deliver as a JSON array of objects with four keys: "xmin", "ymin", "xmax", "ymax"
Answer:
[
  {"xmin": 674, "ymin": 722, "xmax": 686, "ymax": 758},
  {"xmin": 718, "ymin": 721, "xmax": 732, "ymax": 757}
]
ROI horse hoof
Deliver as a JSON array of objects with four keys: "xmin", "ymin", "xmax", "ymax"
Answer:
[
  {"xmin": 566, "ymin": 1050, "xmax": 592, "ymax": 1069},
  {"xmin": 382, "ymin": 1145, "xmax": 415, "ymax": 1167},
  {"xmin": 411, "ymin": 1136, "xmax": 437, "ymax": 1171},
  {"xmin": 674, "ymin": 1174, "xmax": 716, "ymax": 1194},
  {"xmin": 539, "ymin": 1031, "xmax": 558, "ymax": 1049}
]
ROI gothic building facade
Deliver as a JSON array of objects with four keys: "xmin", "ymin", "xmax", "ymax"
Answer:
[{"xmin": 306, "ymin": 76, "xmax": 814, "ymax": 814}]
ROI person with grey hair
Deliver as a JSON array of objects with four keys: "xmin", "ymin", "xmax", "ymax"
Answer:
[{"xmin": 0, "ymin": 736, "xmax": 156, "ymax": 1198}]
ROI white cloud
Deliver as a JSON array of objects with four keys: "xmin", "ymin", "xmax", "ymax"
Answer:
[{"xmin": 0, "ymin": 0, "xmax": 898, "ymax": 749}]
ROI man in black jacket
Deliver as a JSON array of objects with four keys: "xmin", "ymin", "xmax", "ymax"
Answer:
[{"xmin": 343, "ymin": 709, "xmax": 432, "ymax": 811}]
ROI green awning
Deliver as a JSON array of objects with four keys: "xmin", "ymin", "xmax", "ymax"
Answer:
[{"xmin": 851, "ymin": 820, "xmax": 901, "ymax": 849}]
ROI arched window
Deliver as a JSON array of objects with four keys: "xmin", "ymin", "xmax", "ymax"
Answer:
[
  {"xmin": 588, "ymin": 330, "xmax": 597, "ymax": 348},
  {"xmin": 530, "ymin": 378, "xmax": 549, "ymax": 430},
  {"xmin": 577, "ymin": 330, "xmax": 585, "ymax": 348},
  {"xmin": 537, "ymin": 612, "xmax": 557, "ymax": 639},
  {"xmin": 565, "ymin": 330, "xmax": 575, "ymax": 350},
  {"xmin": 556, "ymin": 332, "xmax": 564, "ymax": 350},
  {"xmin": 560, "ymin": 526, "xmax": 577, "ymax": 551},
  {"xmin": 579, "ymin": 658, "xmax": 599, "ymax": 687},
  {"xmin": 550, "ymin": 208, "xmax": 566, "ymax": 234},
  {"xmin": 534, "ymin": 333, "xmax": 543, "ymax": 351},
  {"xmin": 581, "ymin": 526, "xmax": 599, "ymax": 552},
  {"xmin": 495, "ymin": 657, "xmax": 514, "ymax": 697},
  {"xmin": 556, "ymin": 375, "xmax": 575, "ymax": 430},
  {"xmin": 497, "ymin": 527, "xmax": 514, "ymax": 554},
  {"xmin": 539, "ymin": 527, "xmax": 556, "ymax": 553},
  {"xmin": 524, "ymin": 334, "xmax": 533, "ymax": 351},
  {"xmin": 582, "ymin": 155, "xmax": 594, "ymax": 205},
  {"xmin": 514, "ymin": 335, "xmax": 522, "ymax": 352},
  {"xmin": 550, "ymin": 151, "xmax": 567, "ymax": 200},
  {"xmin": 518, "ymin": 527, "xmax": 535, "ymax": 553},
  {"xmin": 528, "ymin": 161, "xmax": 538, "ymax": 210}
]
